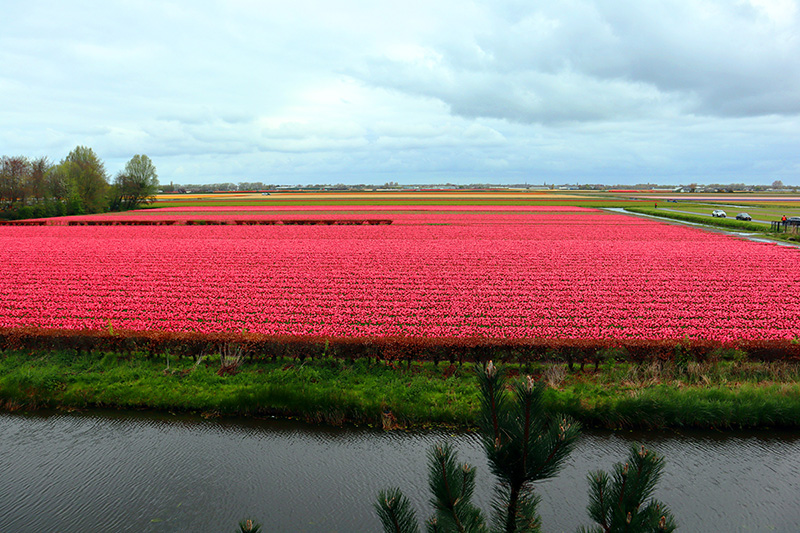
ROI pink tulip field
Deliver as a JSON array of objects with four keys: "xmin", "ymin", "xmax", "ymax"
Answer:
[{"xmin": 1, "ymin": 205, "xmax": 797, "ymax": 345}]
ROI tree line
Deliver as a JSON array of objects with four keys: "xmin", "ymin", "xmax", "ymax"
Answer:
[{"xmin": 0, "ymin": 146, "xmax": 159, "ymax": 220}]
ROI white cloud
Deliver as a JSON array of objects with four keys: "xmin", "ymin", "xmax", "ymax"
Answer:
[{"xmin": 744, "ymin": 0, "xmax": 798, "ymax": 23}]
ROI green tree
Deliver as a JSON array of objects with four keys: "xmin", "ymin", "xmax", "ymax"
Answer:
[
  {"xmin": 60, "ymin": 146, "xmax": 109, "ymax": 214},
  {"xmin": 110, "ymin": 154, "xmax": 159, "ymax": 211},
  {"xmin": 376, "ymin": 363, "xmax": 582, "ymax": 532},
  {"xmin": 46, "ymin": 162, "xmax": 70, "ymax": 201}
]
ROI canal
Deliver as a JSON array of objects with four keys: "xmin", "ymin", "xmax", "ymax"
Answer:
[{"xmin": 1, "ymin": 411, "xmax": 798, "ymax": 532}]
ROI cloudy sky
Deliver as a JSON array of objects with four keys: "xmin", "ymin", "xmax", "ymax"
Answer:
[{"xmin": 2, "ymin": 0, "xmax": 799, "ymax": 186}]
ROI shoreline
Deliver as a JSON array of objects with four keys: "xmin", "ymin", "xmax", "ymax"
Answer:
[{"xmin": 2, "ymin": 350, "xmax": 800, "ymax": 430}]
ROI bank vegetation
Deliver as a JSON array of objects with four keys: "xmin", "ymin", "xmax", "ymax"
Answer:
[{"xmin": 2, "ymin": 329, "xmax": 799, "ymax": 430}]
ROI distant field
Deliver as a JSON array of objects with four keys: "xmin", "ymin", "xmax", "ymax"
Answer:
[
  {"xmin": 650, "ymin": 203, "xmax": 785, "ymax": 225},
  {"xmin": 156, "ymin": 191, "xmax": 600, "ymax": 200},
  {"xmin": 621, "ymin": 193, "xmax": 800, "ymax": 214},
  {"xmin": 150, "ymin": 190, "xmax": 648, "ymax": 209},
  {"xmin": 605, "ymin": 192, "xmax": 799, "ymax": 224},
  {"xmin": 619, "ymin": 192, "xmax": 800, "ymax": 201}
]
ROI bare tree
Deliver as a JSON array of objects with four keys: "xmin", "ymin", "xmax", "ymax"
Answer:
[
  {"xmin": 28, "ymin": 156, "xmax": 52, "ymax": 201},
  {"xmin": 0, "ymin": 156, "xmax": 31, "ymax": 208}
]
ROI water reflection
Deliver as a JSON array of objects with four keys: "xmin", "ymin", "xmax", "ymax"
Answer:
[{"xmin": 0, "ymin": 411, "xmax": 798, "ymax": 532}]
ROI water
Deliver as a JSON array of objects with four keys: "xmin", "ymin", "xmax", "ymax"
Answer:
[{"xmin": 0, "ymin": 411, "xmax": 799, "ymax": 532}]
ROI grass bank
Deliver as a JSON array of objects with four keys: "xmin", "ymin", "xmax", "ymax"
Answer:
[
  {"xmin": 625, "ymin": 206, "xmax": 768, "ymax": 230},
  {"xmin": 624, "ymin": 206, "xmax": 800, "ymax": 243},
  {"xmin": 2, "ymin": 350, "xmax": 800, "ymax": 430}
]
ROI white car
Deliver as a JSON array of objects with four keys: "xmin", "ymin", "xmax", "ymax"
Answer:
[{"xmin": 712, "ymin": 210, "xmax": 727, "ymax": 218}]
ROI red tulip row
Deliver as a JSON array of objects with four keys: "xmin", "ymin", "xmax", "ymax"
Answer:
[
  {"xmin": 0, "ymin": 210, "xmax": 797, "ymax": 344},
  {"xmin": 56, "ymin": 219, "xmax": 393, "ymax": 226}
]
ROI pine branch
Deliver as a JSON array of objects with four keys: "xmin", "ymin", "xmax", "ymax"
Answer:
[
  {"xmin": 580, "ymin": 445, "xmax": 676, "ymax": 532},
  {"xmin": 478, "ymin": 362, "xmax": 507, "ymax": 449},
  {"xmin": 519, "ymin": 377, "xmax": 534, "ymax": 478},
  {"xmin": 375, "ymin": 488, "xmax": 420, "ymax": 533},
  {"xmin": 237, "ymin": 519, "xmax": 262, "ymax": 533},
  {"xmin": 480, "ymin": 366, "xmax": 580, "ymax": 532},
  {"xmin": 427, "ymin": 442, "xmax": 486, "ymax": 532},
  {"xmin": 491, "ymin": 484, "xmax": 542, "ymax": 533},
  {"xmin": 584, "ymin": 470, "xmax": 611, "ymax": 532},
  {"xmin": 525, "ymin": 416, "xmax": 581, "ymax": 482},
  {"xmin": 425, "ymin": 517, "xmax": 441, "ymax": 533}
]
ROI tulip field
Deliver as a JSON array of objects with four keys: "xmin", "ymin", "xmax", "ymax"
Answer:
[{"xmin": 0, "ymin": 204, "xmax": 798, "ymax": 347}]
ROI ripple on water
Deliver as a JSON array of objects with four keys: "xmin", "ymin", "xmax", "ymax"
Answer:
[{"xmin": 1, "ymin": 412, "xmax": 800, "ymax": 532}]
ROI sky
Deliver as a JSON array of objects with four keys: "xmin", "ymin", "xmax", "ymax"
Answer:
[{"xmin": 2, "ymin": 0, "xmax": 799, "ymax": 186}]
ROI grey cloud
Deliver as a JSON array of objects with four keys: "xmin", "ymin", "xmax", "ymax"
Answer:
[
  {"xmin": 356, "ymin": 57, "xmax": 682, "ymax": 124},
  {"xmin": 592, "ymin": 1, "xmax": 800, "ymax": 116},
  {"xmin": 354, "ymin": 0, "xmax": 800, "ymax": 124}
]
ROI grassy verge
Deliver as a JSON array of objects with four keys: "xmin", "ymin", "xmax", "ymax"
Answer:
[
  {"xmin": 624, "ymin": 206, "xmax": 800, "ymax": 243},
  {"xmin": 2, "ymin": 350, "xmax": 800, "ymax": 429},
  {"xmin": 0, "ymin": 350, "xmax": 480, "ymax": 428},
  {"xmin": 625, "ymin": 206, "xmax": 769, "ymax": 230},
  {"xmin": 639, "ymin": 201, "xmax": 799, "ymax": 221}
]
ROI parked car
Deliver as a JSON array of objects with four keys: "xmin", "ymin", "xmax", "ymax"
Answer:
[
  {"xmin": 712, "ymin": 210, "xmax": 727, "ymax": 218},
  {"xmin": 735, "ymin": 213, "xmax": 751, "ymax": 221},
  {"xmin": 787, "ymin": 216, "xmax": 800, "ymax": 224}
]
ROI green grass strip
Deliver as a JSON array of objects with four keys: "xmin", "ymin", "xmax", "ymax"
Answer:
[
  {"xmin": 3, "ymin": 351, "xmax": 800, "ymax": 429},
  {"xmin": 625, "ymin": 206, "xmax": 800, "ymax": 243},
  {"xmin": 624, "ymin": 206, "xmax": 770, "ymax": 231}
]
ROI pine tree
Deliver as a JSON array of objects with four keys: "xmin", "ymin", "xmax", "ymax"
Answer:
[
  {"xmin": 375, "ymin": 362, "xmax": 581, "ymax": 532},
  {"xmin": 479, "ymin": 362, "xmax": 581, "ymax": 532}
]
